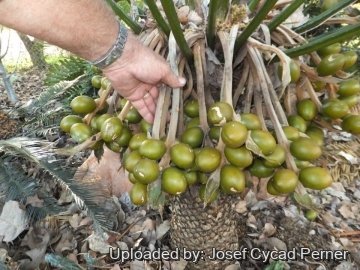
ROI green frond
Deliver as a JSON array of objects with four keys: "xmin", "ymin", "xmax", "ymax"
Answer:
[
  {"xmin": 235, "ymin": 0, "xmax": 277, "ymax": 53},
  {"xmin": 21, "ymin": 74, "xmax": 91, "ymax": 114},
  {"xmin": 268, "ymin": 0, "xmax": 305, "ymax": 31},
  {"xmin": 26, "ymin": 194, "xmax": 64, "ymax": 223},
  {"xmin": 43, "ymin": 159, "xmax": 115, "ymax": 232},
  {"xmin": 248, "ymin": 0, "xmax": 261, "ymax": 12},
  {"xmin": 160, "ymin": 0, "xmax": 193, "ymax": 61},
  {"xmin": 106, "ymin": 0, "xmax": 142, "ymax": 34},
  {"xmin": 145, "ymin": 0, "xmax": 170, "ymax": 36},
  {"xmin": 0, "ymin": 160, "xmax": 38, "ymax": 203},
  {"xmin": 294, "ymin": 0, "xmax": 357, "ymax": 33},
  {"xmin": 19, "ymin": 75, "xmax": 92, "ymax": 136},
  {"xmin": 286, "ymin": 23, "xmax": 360, "ymax": 57},
  {"xmin": 0, "ymin": 138, "xmax": 116, "ymax": 232},
  {"xmin": 45, "ymin": 56, "xmax": 90, "ymax": 86},
  {"xmin": 61, "ymin": 77, "xmax": 93, "ymax": 102},
  {"xmin": 0, "ymin": 156, "xmax": 65, "ymax": 223},
  {"xmin": 20, "ymin": 81, "xmax": 72, "ymax": 114},
  {"xmin": 207, "ymin": 0, "xmax": 228, "ymax": 49},
  {"xmin": 23, "ymin": 107, "xmax": 71, "ymax": 137},
  {"xmin": 0, "ymin": 137, "xmax": 51, "ymax": 163},
  {"xmin": 45, "ymin": 253, "xmax": 82, "ymax": 270}
]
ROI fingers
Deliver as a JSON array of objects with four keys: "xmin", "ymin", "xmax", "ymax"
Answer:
[
  {"xmin": 143, "ymin": 87, "xmax": 157, "ymax": 113},
  {"xmin": 132, "ymin": 98, "xmax": 154, "ymax": 123},
  {"xmin": 149, "ymin": 86, "xmax": 159, "ymax": 100},
  {"xmin": 161, "ymin": 66, "xmax": 186, "ymax": 89}
]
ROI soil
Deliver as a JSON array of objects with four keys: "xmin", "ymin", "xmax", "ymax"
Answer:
[
  {"xmin": 0, "ymin": 67, "xmax": 359, "ymax": 270},
  {"xmin": 0, "ymin": 68, "xmax": 47, "ymax": 107},
  {"xmin": 0, "ymin": 111, "xmax": 19, "ymax": 139},
  {"xmin": 0, "ymin": 68, "xmax": 47, "ymax": 139}
]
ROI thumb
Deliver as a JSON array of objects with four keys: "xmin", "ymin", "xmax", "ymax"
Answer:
[{"xmin": 161, "ymin": 68, "xmax": 186, "ymax": 88}]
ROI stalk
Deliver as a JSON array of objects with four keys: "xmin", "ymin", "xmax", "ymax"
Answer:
[
  {"xmin": 268, "ymin": 0, "xmax": 305, "ymax": 31},
  {"xmin": 248, "ymin": 47, "xmax": 301, "ymax": 180},
  {"xmin": 206, "ymin": 0, "xmax": 221, "ymax": 49},
  {"xmin": 235, "ymin": 0, "xmax": 277, "ymax": 53},
  {"xmin": 248, "ymin": 0, "xmax": 261, "ymax": 12},
  {"xmin": 209, "ymin": 0, "xmax": 230, "ymax": 28},
  {"xmin": 83, "ymin": 84, "xmax": 112, "ymax": 125},
  {"xmin": 193, "ymin": 43, "xmax": 209, "ymax": 132},
  {"xmin": 219, "ymin": 25, "xmax": 239, "ymax": 105},
  {"xmin": 166, "ymin": 33, "xmax": 181, "ymax": 146},
  {"xmin": 274, "ymin": 26, "xmax": 297, "ymax": 45},
  {"xmin": 105, "ymin": 0, "xmax": 142, "ymax": 34},
  {"xmin": 233, "ymin": 61, "xmax": 250, "ymax": 106},
  {"xmin": 152, "ymin": 87, "xmax": 170, "ymax": 140},
  {"xmin": 149, "ymin": 34, "xmax": 181, "ymax": 209},
  {"xmin": 249, "ymin": 38, "xmax": 291, "ymax": 97},
  {"xmin": 253, "ymin": 83, "xmax": 267, "ymax": 131},
  {"xmin": 278, "ymin": 25, "xmax": 322, "ymax": 64},
  {"xmin": 285, "ymin": 23, "xmax": 360, "ymax": 57},
  {"xmin": 183, "ymin": 63, "xmax": 194, "ymax": 100},
  {"xmin": 243, "ymin": 72, "xmax": 253, "ymax": 113},
  {"xmin": 284, "ymin": 84, "xmax": 297, "ymax": 115},
  {"xmin": 117, "ymin": 100, "xmax": 132, "ymax": 120},
  {"xmin": 145, "ymin": 0, "xmax": 170, "ymax": 36},
  {"xmin": 177, "ymin": 58, "xmax": 186, "ymax": 137},
  {"xmin": 294, "ymin": 0, "xmax": 357, "ymax": 33},
  {"xmin": 149, "ymin": 33, "xmax": 161, "ymax": 50},
  {"xmin": 160, "ymin": 0, "xmax": 193, "ymax": 61},
  {"xmin": 302, "ymin": 77, "xmax": 322, "ymax": 111},
  {"xmin": 200, "ymin": 42, "xmax": 214, "ymax": 107},
  {"xmin": 204, "ymin": 141, "xmax": 225, "ymax": 205}
]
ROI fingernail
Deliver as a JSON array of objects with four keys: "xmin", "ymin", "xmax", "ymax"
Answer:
[{"xmin": 179, "ymin": 77, "xmax": 186, "ymax": 86}]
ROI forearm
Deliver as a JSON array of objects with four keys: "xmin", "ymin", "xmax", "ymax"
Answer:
[
  {"xmin": 0, "ymin": 0, "xmax": 118, "ymax": 61},
  {"xmin": 0, "ymin": 0, "xmax": 185, "ymax": 123}
]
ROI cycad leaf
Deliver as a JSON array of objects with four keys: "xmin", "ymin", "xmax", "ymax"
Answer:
[
  {"xmin": 285, "ymin": 23, "xmax": 360, "ymax": 57},
  {"xmin": 26, "ymin": 194, "xmax": 64, "ymax": 223},
  {"xmin": 45, "ymin": 56, "xmax": 89, "ymax": 86},
  {"xmin": 0, "ymin": 156, "xmax": 65, "ymax": 223},
  {"xmin": 294, "ymin": 0, "xmax": 357, "ymax": 33},
  {"xmin": 235, "ymin": 0, "xmax": 278, "ymax": 52},
  {"xmin": 19, "ymin": 75, "xmax": 92, "ymax": 136},
  {"xmin": 20, "ymin": 75, "xmax": 90, "ymax": 115},
  {"xmin": 0, "ymin": 160, "xmax": 38, "ymax": 203},
  {"xmin": 0, "ymin": 138, "xmax": 115, "ymax": 232}
]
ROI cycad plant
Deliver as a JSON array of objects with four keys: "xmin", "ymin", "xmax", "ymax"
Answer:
[
  {"xmin": 55, "ymin": 0, "xmax": 360, "ymax": 269},
  {"xmin": 0, "ymin": 137, "xmax": 118, "ymax": 235},
  {"xmin": 17, "ymin": 56, "xmax": 96, "ymax": 138}
]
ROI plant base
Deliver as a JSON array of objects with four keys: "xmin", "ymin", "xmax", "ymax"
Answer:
[{"xmin": 170, "ymin": 188, "xmax": 239, "ymax": 270}]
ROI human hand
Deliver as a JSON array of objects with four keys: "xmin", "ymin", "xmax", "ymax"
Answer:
[{"xmin": 102, "ymin": 33, "xmax": 186, "ymax": 123}]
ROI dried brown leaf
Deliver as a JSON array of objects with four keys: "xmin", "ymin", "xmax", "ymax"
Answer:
[
  {"xmin": 260, "ymin": 223, "xmax": 277, "ymax": 239},
  {"xmin": 338, "ymin": 204, "xmax": 356, "ymax": 219},
  {"xmin": 0, "ymin": 200, "xmax": 28, "ymax": 242}
]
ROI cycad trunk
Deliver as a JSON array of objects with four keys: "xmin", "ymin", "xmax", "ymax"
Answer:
[{"xmin": 170, "ymin": 188, "xmax": 239, "ymax": 270}]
